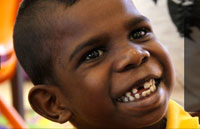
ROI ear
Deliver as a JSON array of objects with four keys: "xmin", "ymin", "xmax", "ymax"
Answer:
[{"xmin": 28, "ymin": 85, "xmax": 72, "ymax": 123}]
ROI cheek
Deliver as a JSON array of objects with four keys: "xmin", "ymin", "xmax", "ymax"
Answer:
[
  {"xmin": 72, "ymin": 64, "xmax": 115, "ymax": 112},
  {"xmin": 147, "ymin": 42, "xmax": 175, "ymax": 94},
  {"xmin": 83, "ymin": 66, "xmax": 111, "ymax": 100},
  {"xmin": 70, "ymin": 67, "xmax": 119, "ymax": 127},
  {"xmin": 82, "ymin": 62, "xmax": 112, "ymax": 92}
]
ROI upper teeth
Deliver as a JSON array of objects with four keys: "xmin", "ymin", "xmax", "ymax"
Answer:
[
  {"xmin": 132, "ymin": 89, "xmax": 138, "ymax": 94},
  {"xmin": 117, "ymin": 79, "xmax": 158, "ymax": 103},
  {"xmin": 129, "ymin": 96, "xmax": 135, "ymax": 101},
  {"xmin": 135, "ymin": 93, "xmax": 140, "ymax": 99},
  {"xmin": 125, "ymin": 92, "xmax": 131, "ymax": 97},
  {"xmin": 144, "ymin": 82, "xmax": 151, "ymax": 89}
]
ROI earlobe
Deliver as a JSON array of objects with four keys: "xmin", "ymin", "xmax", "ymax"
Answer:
[
  {"xmin": 58, "ymin": 110, "xmax": 72, "ymax": 123},
  {"xmin": 28, "ymin": 85, "xmax": 72, "ymax": 123}
]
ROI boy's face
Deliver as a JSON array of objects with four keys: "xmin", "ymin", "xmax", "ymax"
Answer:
[{"xmin": 49, "ymin": 0, "xmax": 175, "ymax": 128}]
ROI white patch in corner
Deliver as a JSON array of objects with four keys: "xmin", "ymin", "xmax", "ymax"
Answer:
[{"xmin": 172, "ymin": 0, "xmax": 194, "ymax": 6}]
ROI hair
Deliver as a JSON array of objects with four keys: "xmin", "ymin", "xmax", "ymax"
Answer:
[{"xmin": 13, "ymin": 0, "xmax": 77, "ymax": 85}]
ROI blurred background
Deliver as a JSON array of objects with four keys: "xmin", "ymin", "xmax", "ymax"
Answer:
[{"xmin": 0, "ymin": 0, "xmax": 185, "ymax": 128}]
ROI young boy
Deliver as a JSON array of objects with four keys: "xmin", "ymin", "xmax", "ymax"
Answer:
[{"xmin": 13, "ymin": 0, "xmax": 199, "ymax": 128}]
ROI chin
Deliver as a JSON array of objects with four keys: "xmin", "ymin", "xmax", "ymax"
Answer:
[{"xmin": 132, "ymin": 95, "xmax": 169, "ymax": 128}]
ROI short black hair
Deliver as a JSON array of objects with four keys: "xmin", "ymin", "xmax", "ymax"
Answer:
[{"xmin": 13, "ymin": 0, "xmax": 77, "ymax": 85}]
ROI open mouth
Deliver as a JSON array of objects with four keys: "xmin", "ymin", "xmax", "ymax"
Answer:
[{"xmin": 116, "ymin": 78, "xmax": 161, "ymax": 103}]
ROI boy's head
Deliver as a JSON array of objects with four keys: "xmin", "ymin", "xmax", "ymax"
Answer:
[{"xmin": 14, "ymin": 0, "xmax": 175, "ymax": 128}]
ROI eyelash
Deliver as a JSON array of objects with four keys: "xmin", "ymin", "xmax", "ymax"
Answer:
[
  {"xmin": 83, "ymin": 48, "xmax": 105, "ymax": 62},
  {"xmin": 81, "ymin": 28, "xmax": 151, "ymax": 63},
  {"xmin": 129, "ymin": 27, "xmax": 151, "ymax": 41}
]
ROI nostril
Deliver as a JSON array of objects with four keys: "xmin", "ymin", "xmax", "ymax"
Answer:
[
  {"xmin": 124, "ymin": 56, "xmax": 148, "ymax": 71},
  {"xmin": 142, "ymin": 56, "xmax": 148, "ymax": 64},
  {"xmin": 124, "ymin": 64, "xmax": 137, "ymax": 71}
]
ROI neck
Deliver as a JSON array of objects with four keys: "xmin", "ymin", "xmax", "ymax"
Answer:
[
  {"xmin": 142, "ymin": 118, "xmax": 167, "ymax": 129},
  {"xmin": 72, "ymin": 117, "xmax": 167, "ymax": 129}
]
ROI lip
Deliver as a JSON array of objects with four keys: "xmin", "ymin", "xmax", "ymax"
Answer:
[
  {"xmin": 116, "ymin": 81, "xmax": 167, "ymax": 116},
  {"xmin": 114, "ymin": 74, "xmax": 161, "ymax": 99}
]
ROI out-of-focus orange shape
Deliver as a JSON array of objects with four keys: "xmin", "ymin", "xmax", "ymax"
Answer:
[
  {"xmin": 0, "ymin": 95, "xmax": 29, "ymax": 129},
  {"xmin": 0, "ymin": 0, "xmax": 21, "ymax": 83}
]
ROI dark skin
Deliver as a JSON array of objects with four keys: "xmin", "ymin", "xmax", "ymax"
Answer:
[{"xmin": 28, "ymin": 0, "xmax": 175, "ymax": 128}]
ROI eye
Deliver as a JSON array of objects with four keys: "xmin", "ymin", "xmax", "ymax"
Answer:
[
  {"xmin": 84, "ymin": 49, "xmax": 104, "ymax": 61},
  {"xmin": 129, "ymin": 27, "xmax": 150, "ymax": 40}
]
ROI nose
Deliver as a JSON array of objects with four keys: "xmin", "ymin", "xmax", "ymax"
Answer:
[{"xmin": 113, "ymin": 46, "xmax": 150, "ymax": 72}]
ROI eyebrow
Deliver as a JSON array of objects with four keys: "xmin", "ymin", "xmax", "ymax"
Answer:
[
  {"xmin": 69, "ymin": 16, "xmax": 149, "ymax": 62},
  {"xmin": 125, "ymin": 15, "xmax": 150, "ymax": 29},
  {"xmin": 69, "ymin": 34, "xmax": 109, "ymax": 62}
]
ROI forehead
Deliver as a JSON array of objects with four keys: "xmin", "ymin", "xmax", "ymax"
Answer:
[
  {"xmin": 55, "ymin": 0, "xmax": 140, "ymax": 32},
  {"xmin": 54, "ymin": 0, "xmax": 141, "ymax": 64},
  {"xmin": 68, "ymin": 0, "xmax": 138, "ymax": 22}
]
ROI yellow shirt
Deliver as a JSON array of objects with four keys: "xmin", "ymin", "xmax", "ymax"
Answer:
[
  {"xmin": 55, "ymin": 99, "xmax": 199, "ymax": 129},
  {"xmin": 166, "ymin": 100, "xmax": 199, "ymax": 129}
]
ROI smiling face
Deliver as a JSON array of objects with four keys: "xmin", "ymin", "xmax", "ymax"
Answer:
[{"xmin": 51, "ymin": 0, "xmax": 175, "ymax": 128}]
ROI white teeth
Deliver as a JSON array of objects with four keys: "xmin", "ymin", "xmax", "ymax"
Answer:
[
  {"xmin": 142, "ymin": 91, "xmax": 147, "ymax": 97},
  {"xmin": 153, "ymin": 85, "xmax": 156, "ymax": 90},
  {"xmin": 126, "ymin": 92, "xmax": 131, "ymax": 97},
  {"xmin": 146, "ymin": 90, "xmax": 151, "ymax": 95},
  {"xmin": 150, "ymin": 86, "xmax": 155, "ymax": 92},
  {"xmin": 124, "ymin": 97, "xmax": 129, "ymax": 102},
  {"xmin": 117, "ymin": 79, "xmax": 159, "ymax": 103},
  {"xmin": 132, "ymin": 88, "xmax": 138, "ymax": 94},
  {"xmin": 144, "ymin": 82, "xmax": 151, "ymax": 89},
  {"xmin": 135, "ymin": 93, "xmax": 140, "ymax": 99},
  {"xmin": 150, "ymin": 85, "xmax": 157, "ymax": 92},
  {"xmin": 152, "ymin": 79, "xmax": 155, "ymax": 85},
  {"xmin": 150, "ymin": 79, "xmax": 153, "ymax": 85},
  {"xmin": 129, "ymin": 96, "xmax": 135, "ymax": 101},
  {"xmin": 120, "ymin": 96, "xmax": 129, "ymax": 102}
]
